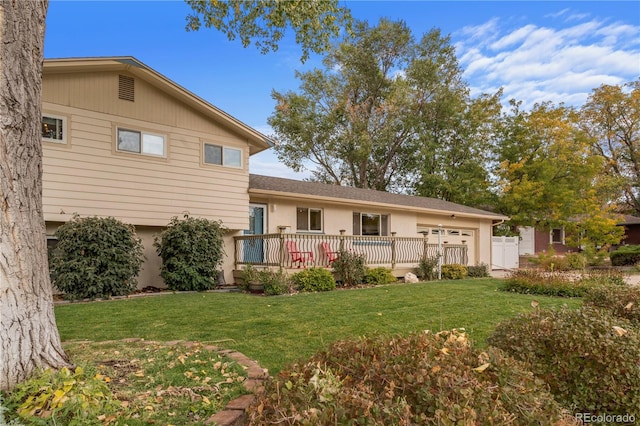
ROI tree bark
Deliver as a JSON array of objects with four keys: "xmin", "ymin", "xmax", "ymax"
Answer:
[{"xmin": 0, "ymin": 0, "xmax": 70, "ymax": 392}]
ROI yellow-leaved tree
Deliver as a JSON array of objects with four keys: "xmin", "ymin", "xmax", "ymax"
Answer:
[{"xmin": 496, "ymin": 100, "xmax": 623, "ymax": 252}]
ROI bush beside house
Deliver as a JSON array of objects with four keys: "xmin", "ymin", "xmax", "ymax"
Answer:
[
  {"xmin": 291, "ymin": 267, "xmax": 336, "ymax": 292},
  {"xmin": 154, "ymin": 215, "xmax": 227, "ymax": 291},
  {"xmin": 50, "ymin": 215, "xmax": 144, "ymax": 300}
]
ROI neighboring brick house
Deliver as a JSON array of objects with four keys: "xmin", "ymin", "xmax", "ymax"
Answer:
[{"xmin": 617, "ymin": 215, "xmax": 640, "ymax": 246}]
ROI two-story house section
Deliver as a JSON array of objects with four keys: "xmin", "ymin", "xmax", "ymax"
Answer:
[{"xmin": 41, "ymin": 57, "xmax": 272, "ymax": 288}]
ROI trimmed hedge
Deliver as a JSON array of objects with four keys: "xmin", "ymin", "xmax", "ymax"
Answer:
[
  {"xmin": 466, "ymin": 263, "xmax": 489, "ymax": 278},
  {"xmin": 441, "ymin": 264, "xmax": 467, "ymax": 280},
  {"xmin": 248, "ymin": 330, "xmax": 574, "ymax": 424},
  {"xmin": 489, "ymin": 306, "xmax": 640, "ymax": 415},
  {"xmin": 610, "ymin": 244, "xmax": 640, "ymax": 266},
  {"xmin": 363, "ymin": 267, "xmax": 396, "ymax": 285},
  {"xmin": 291, "ymin": 267, "xmax": 335, "ymax": 292}
]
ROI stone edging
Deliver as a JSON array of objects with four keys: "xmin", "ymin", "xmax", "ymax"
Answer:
[
  {"xmin": 206, "ymin": 348, "xmax": 268, "ymax": 426},
  {"xmin": 116, "ymin": 339, "xmax": 268, "ymax": 426}
]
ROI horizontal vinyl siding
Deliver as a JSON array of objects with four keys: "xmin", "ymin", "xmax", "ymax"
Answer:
[
  {"xmin": 43, "ymin": 72, "xmax": 240, "ymax": 140},
  {"xmin": 42, "ymin": 107, "xmax": 250, "ymax": 229}
]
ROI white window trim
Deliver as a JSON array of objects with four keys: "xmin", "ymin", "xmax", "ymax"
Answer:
[
  {"xmin": 296, "ymin": 207, "xmax": 323, "ymax": 233},
  {"xmin": 42, "ymin": 113, "xmax": 68, "ymax": 144},
  {"xmin": 202, "ymin": 142, "xmax": 243, "ymax": 168},
  {"xmin": 354, "ymin": 212, "xmax": 389, "ymax": 236},
  {"xmin": 550, "ymin": 228, "xmax": 565, "ymax": 245},
  {"xmin": 116, "ymin": 126, "xmax": 167, "ymax": 158}
]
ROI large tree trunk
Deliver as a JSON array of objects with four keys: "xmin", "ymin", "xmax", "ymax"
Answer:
[{"xmin": 0, "ymin": 0, "xmax": 70, "ymax": 392}]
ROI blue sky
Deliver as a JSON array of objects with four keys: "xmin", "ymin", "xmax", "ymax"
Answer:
[{"xmin": 45, "ymin": 1, "xmax": 640, "ymax": 179}]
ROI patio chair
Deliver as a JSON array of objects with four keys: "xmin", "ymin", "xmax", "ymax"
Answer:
[
  {"xmin": 321, "ymin": 242, "xmax": 338, "ymax": 265},
  {"xmin": 286, "ymin": 240, "xmax": 314, "ymax": 268}
]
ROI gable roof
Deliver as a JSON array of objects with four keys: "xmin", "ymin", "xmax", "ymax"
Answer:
[
  {"xmin": 43, "ymin": 56, "xmax": 273, "ymax": 155},
  {"xmin": 249, "ymin": 174, "xmax": 508, "ymax": 220}
]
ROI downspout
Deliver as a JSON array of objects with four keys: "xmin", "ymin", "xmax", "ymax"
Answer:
[{"xmin": 492, "ymin": 219, "xmax": 505, "ymax": 229}]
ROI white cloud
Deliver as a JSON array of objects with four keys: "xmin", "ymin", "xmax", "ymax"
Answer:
[
  {"xmin": 249, "ymin": 150, "xmax": 309, "ymax": 179},
  {"xmin": 455, "ymin": 12, "xmax": 640, "ymax": 109},
  {"xmin": 458, "ymin": 18, "xmax": 500, "ymax": 45},
  {"xmin": 490, "ymin": 24, "xmax": 537, "ymax": 50}
]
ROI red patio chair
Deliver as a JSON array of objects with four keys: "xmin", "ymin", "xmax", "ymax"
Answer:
[
  {"xmin": 321, "ymin": 242, "xmax": 338, "ymax": 265},
  {"xmin": 286, "ymin": 240, "xmax": 314, "ymax": 268}
]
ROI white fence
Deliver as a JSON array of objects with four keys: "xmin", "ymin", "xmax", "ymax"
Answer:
[{"xmin": 492, "ymin": 236, "xmax": 519, "ymax": 270}]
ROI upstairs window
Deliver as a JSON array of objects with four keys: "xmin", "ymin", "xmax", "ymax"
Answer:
[
  {"xmin": 203, "ymin": 143, "xmax": 242, "ymax": 168},
  {"xmin": 353, "ymin": 212, "xmax": 389, "ymax": 236},
  {"xmin": 117, "ymin": 127, "xmax": 165, "ymax": 157},
  {"xmin": 42, "ymin": 114, "xmax": 66, "ymax": 144},
  {"xmin": 297, "ymin": 208, "xmax": 322, "ymax": 232}
]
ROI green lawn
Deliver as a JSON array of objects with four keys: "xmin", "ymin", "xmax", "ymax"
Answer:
[{"xmin": 54, "ymin": 279, "xmax": 581, "ymax": 374}]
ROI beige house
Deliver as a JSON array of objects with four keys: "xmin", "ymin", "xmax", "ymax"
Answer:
[
  {"xmin": 244, "ymin": 175, "xmax": 507, "ymax": 274},
  {"xmin": 42, "ymin": 56, "xmax": 506, "ymax": 288},
  {"xmin": 42, "ymin": 57, "xmax": 271, "ymax": 287}
]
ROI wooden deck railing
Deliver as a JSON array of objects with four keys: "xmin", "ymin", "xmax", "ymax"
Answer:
[{"xmin": 234, "ymin": 232, "xmax": 468, "ymax": 270}]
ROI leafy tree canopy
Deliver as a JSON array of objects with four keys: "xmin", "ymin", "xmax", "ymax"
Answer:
[
  {"xmin": 185, "ymin": 0, "xmax": 352, "ymax": 62},
  {"xmin": 495, "ymin": 100, "xmax": 623, "ymax": 249},
  {"xmin": 580, "ymin": 80, "xmax": 640, "ymax": 215},
  {"xmin": 269, "ymin": 17, "xmax": 501, "ymax": 206}
]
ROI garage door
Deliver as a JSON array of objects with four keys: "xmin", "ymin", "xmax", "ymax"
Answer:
[{"xmin": 417, "ymin": 226, "xmax": 476, "ymax": 266}]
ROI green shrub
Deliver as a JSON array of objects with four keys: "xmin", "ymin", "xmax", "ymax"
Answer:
[
  {"xmin": 565, "ymin": 252, "xmax": 587, "ymax": 270},
  {"xmin": 291, "ymin": 267, "xmax": 336, "ymax": 292},
  {"xmin": 259, "ymin": 269, "xmax": 291, "ymax": 296},
  {"xmin": 584, "ymin": 285, "xmax": 640, "ymax": 325},
  {"xmin": 248, "ymin": 330, "xmax": 573, "ymax": 425},
  {"xmin": 363, "ymin": 267, "xmax": 396, "ymax": 285},
  {"xmin": 584, "ymin": 247, "xmax": 607, "ymax": 267},
  {"xmin": 154, "ymin": 215, "xmax": 227, "ymax": 291},
  {"xmin": 441, "ymin": 264, "xmax": 467, "ymax": 280},
  {"xmin": 466, "ymin": 263, "xmax": 489, "ymax": 278},
  {"xmin": 50, "ymin": 215, "xmax": 144, "ymax": 300},
  {"xmin": 239, "ymin": 264, "xmax": 260, "ymax": 291},
  {"xmin": 500, "ymin": 269, "xmax": 606, "ymax": 297},
  {"xmin": 530, "ymin": 248, "xmax": 571, "ymax": 271},
  {"xmin": 611, "ymin": 244, "xmax": 640, "ymax": 266},
  {"xmin": 488, "ymin": 306, "xmax": 640, "ymax": 415},
  {"xmin": 416, "ymin": 256, "xmax": 438, "ymax": 281},
  {"xmin": 332, "ymin": 250, "xmax": 366, "ymax": 287}
]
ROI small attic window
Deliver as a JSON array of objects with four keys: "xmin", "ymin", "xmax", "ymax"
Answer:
[{"xmin": 118, "ymin": 75, "xmax": 135, "ymax": 101}]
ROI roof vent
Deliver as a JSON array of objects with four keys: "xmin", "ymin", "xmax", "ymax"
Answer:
[{"xmin": 118, "ymin": 75, "xmax": 135, "ymax": 102}]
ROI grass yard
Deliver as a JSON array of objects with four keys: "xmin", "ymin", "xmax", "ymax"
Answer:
[{"xmin": 55, "ymin": 278, "xmax": 581, "ymax": 374}]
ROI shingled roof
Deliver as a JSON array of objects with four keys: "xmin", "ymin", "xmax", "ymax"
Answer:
[
  {"xmin": 249, "ymin": 174, "xmax": 507, "ymax": 220},
  {"xmin": 618, "ymin": 215, "xmax": 640, "ymax": 225}
]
